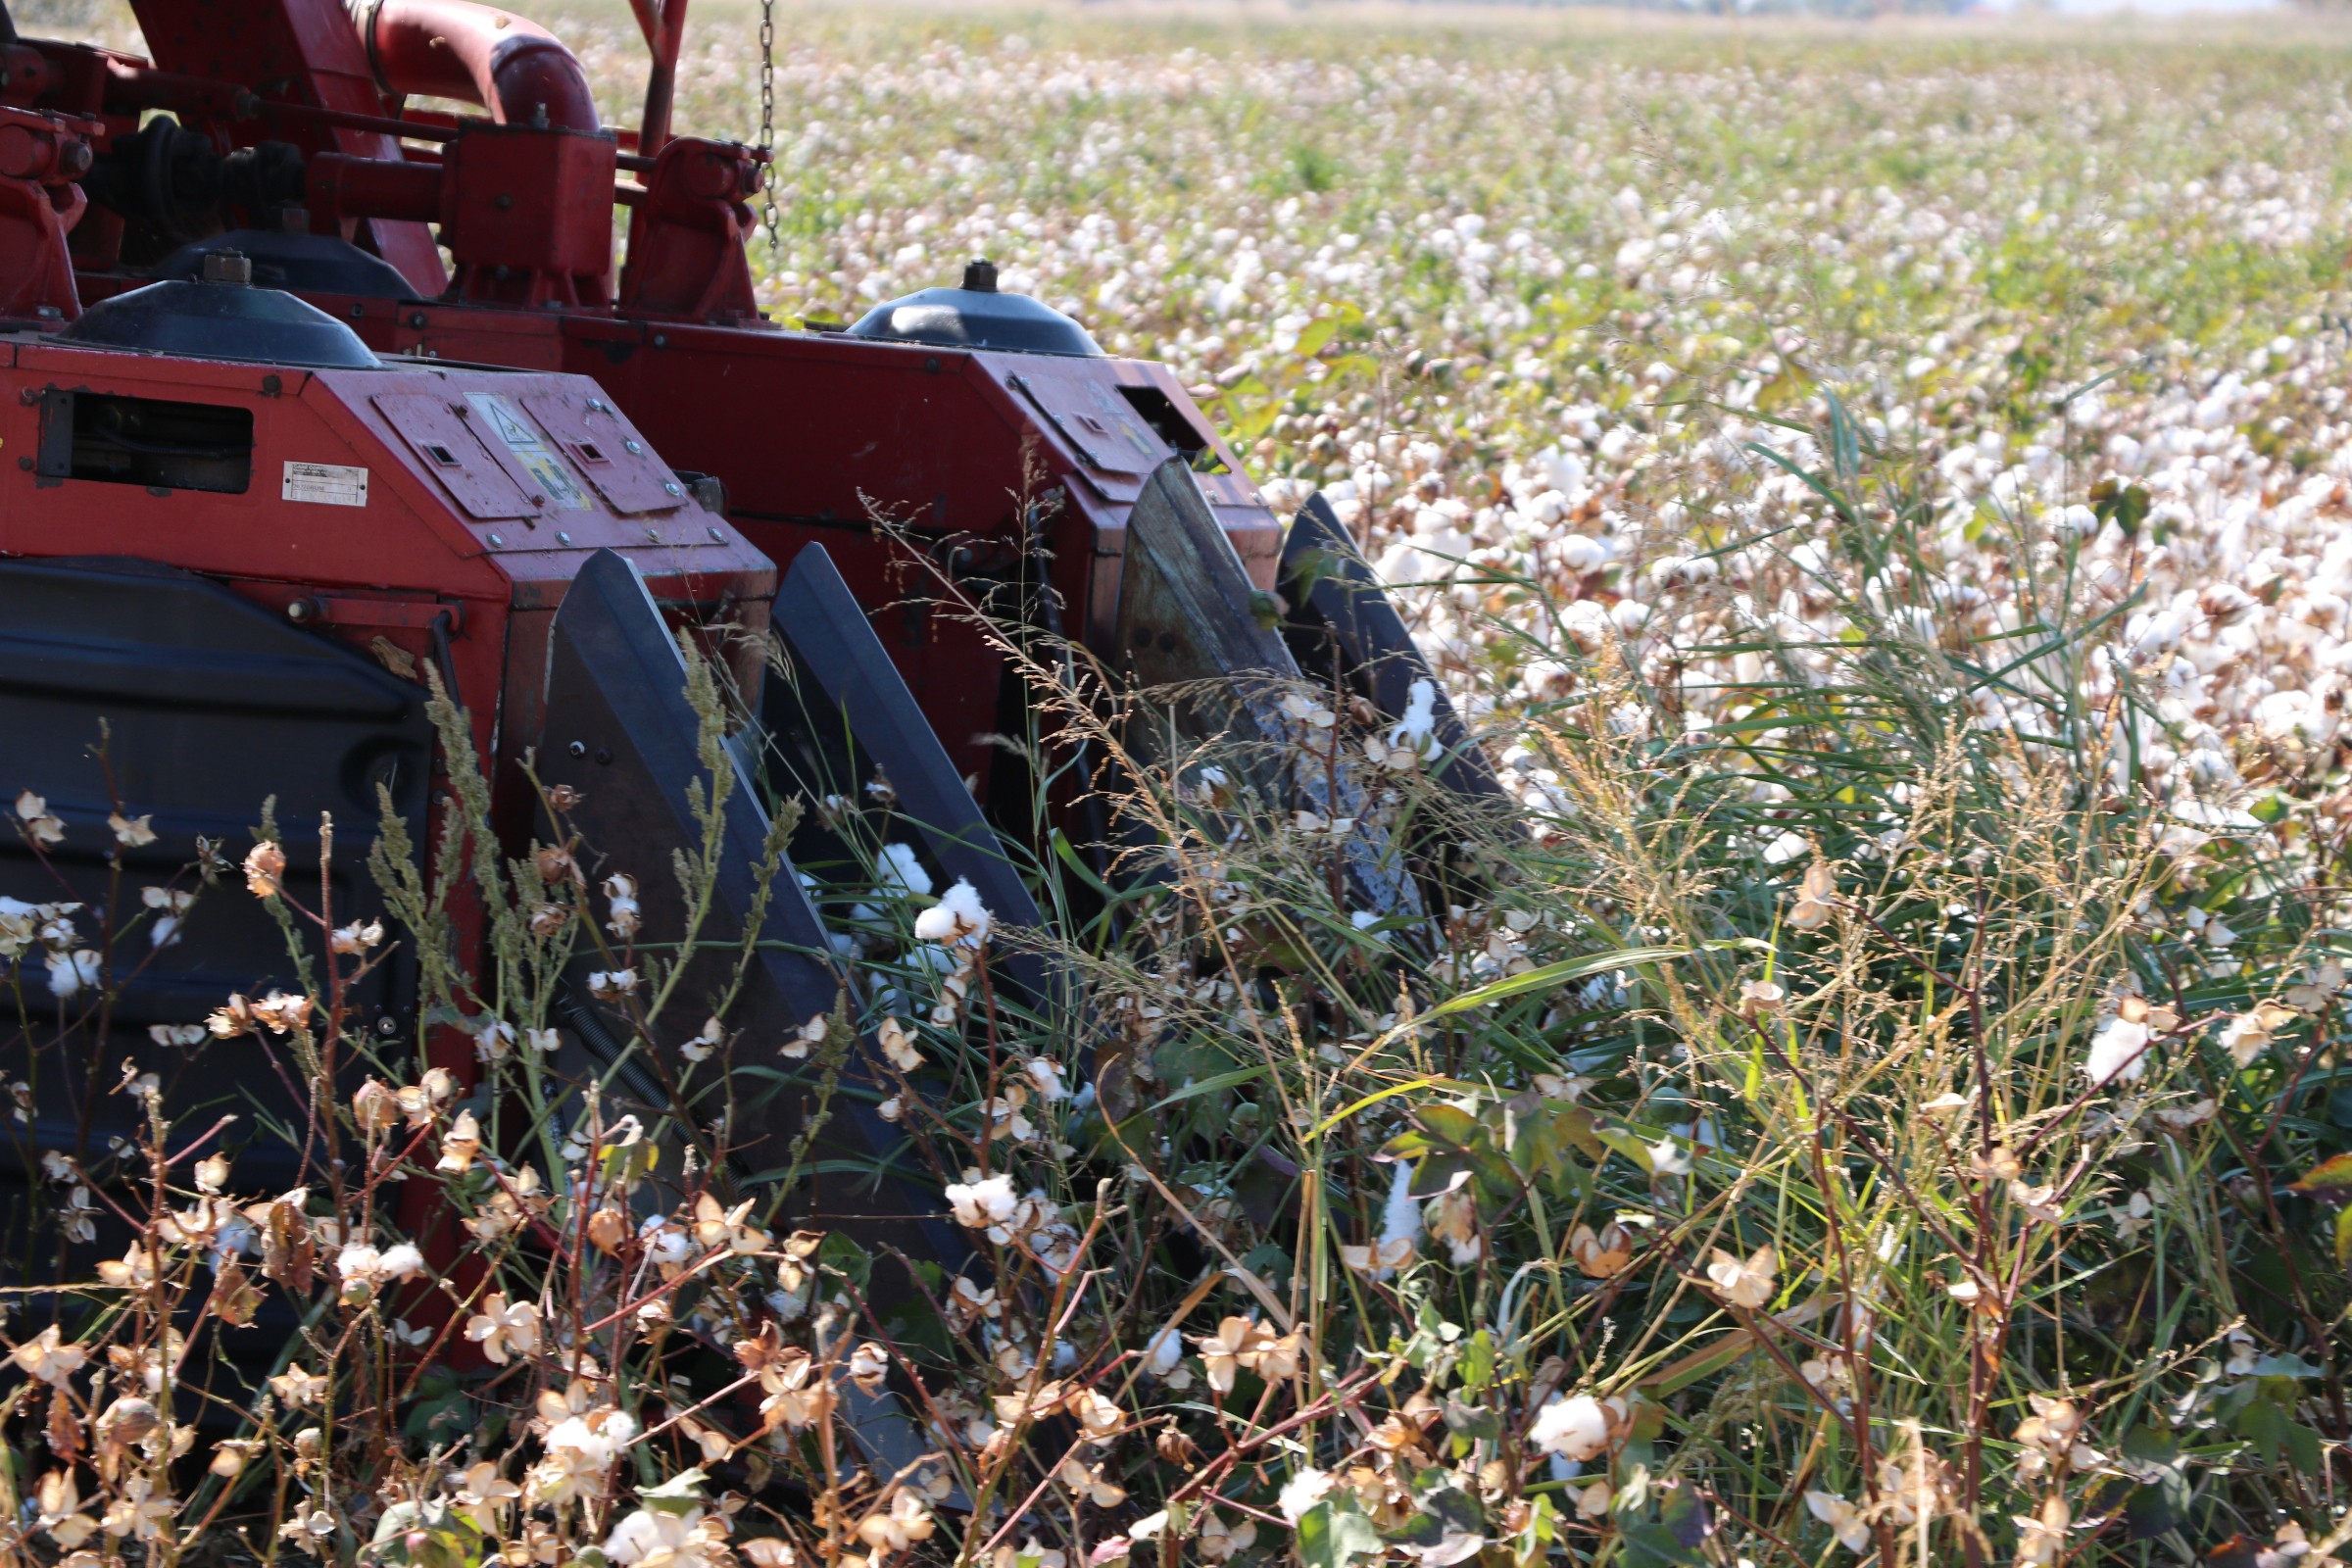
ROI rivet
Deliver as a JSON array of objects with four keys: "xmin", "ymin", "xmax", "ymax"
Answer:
[
  {"xmin": 645, "ymin": 527, "xmax": 660, "ymax": 542},
  {"xmin": 567, "ymin": 741, "xmax": 586, "ymax": 758},
  {"xmin": 662, "ymin": 481, "xmax": 681, "ymax": 496},
  {"xmin": 707, "ymin": 525, "xmax": 723, "ymax": 541},
  {"xmin": 557, "ymin": 530, "xmax": 572, "ymax": 545},
  {"xmin": 376, "ymin": 1015, "xmax": 399, "ymax": 1038},
  {"xmin": 487, "ymin": 532, "xmax": 504, "ymax": 547},
  {"xmin": 588, "ymin": 399, "xmax": 605, "ymax": 412},
  {"xmin": 652, "ymin": 333, "xmax": 667, "ymax": 348},
  {"xmin": 624, "ymin": 439, "xmax": 642, "ymax": 454}
]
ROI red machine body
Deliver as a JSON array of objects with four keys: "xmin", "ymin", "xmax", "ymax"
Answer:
[
  {"xmin": 0, "ymin": 0, "xmax": 1280, "ymax": 796},
  {"xmin": 0, "ymin": 0, "xmax": 1482, "ymax": 1372},
  {"xmin": 2, "ymin": 330, "xmax": 771, "ymax": 730}
]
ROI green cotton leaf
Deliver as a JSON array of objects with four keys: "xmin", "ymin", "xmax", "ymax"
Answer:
[
  {"xmin": 1296, "ymin": 316, "xmax": 1338, "ymax": 357},
  {"xmin": 1149, "ymin": 1063, "xmax": 1272, "ymax": 1112},
  {"xmin": 1659, "ymin": 1485, "xmax": 1714, "ymax": 1550},
  {"xmin": 2336, "ymin": 1204, "xmax": 2352, "ymax": 1271},
  {"xmin": 2287, "ymin": 1152, "xmax": 2352, "ymax": 1193},
  {"xmin": 1295, "ymin": 1498, "xmax": 1385, "ymax": 1568},
  {"xmin": 1375, "ymin": 1129, "xmax": 1445, "ymax": 1162},
  {"xmin": 2113, "ymin": 1427, "xmax": 2190, "ymax": 1542},
  {"xmin": 1456, "ymin": 1329, "xmax": 1497, "ymax": 1394},
  {"xmin": 1413, "ymin": 946, "xmax": 1695, "ymax": 1024},
  {"xmin": 1414, "ymin": 1102, "xmax": 1481, "ymax": 1148},
  {"xmin": 1310, "ymin": 1075, "xmax": 1491, "ymax": 1143},
  {"xmin": 637, "ymin": 1470, "xmax": 709, "ymax": 1515}
]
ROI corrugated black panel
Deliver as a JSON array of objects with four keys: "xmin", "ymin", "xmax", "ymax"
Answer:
[{"xmin": 0, "ymin": 558, "xmax": 430, "ymax": 1334}]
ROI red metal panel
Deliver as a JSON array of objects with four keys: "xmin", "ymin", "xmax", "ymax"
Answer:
[
  {"xmin": 519, "ymin": 388, "xmax": 683, "ymax": 515},
  {"xmin": 999, "ymin": 359, "xmax": 1172, "ymax": 478},
  {"xmin": 370, "ymin": 390, "xmax": 538, "ymax": 520}
]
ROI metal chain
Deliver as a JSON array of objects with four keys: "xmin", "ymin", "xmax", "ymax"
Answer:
[{"xmin": 758, "ymin": 0, "xmax": 778, "ymax": 252}]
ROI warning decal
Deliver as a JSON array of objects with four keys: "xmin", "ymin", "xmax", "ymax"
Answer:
[
  {"xmin": 282, "ymin": 461, "xmax": 369, "ymax": 508},
  {"xmin": 466, "ymin": 393, "xmax": 591, "ymax": 512}
]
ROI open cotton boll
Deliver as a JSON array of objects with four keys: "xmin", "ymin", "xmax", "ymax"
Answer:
[
  {"xmin": 1377, "ymin": 1159, "xmax": 1421, "ymax": 1260},
  {"xmin": 873, "ymin": 842, "xmax": 934, "ymax": 900},
  {"xmin": 2084, "ymin": 1015, "xmax": 2152, "ymax": 1085},
  {"xmin": 914, "ymin": 878, "xmax": 992, "ymax": 948},
  {"xmin": 1387, "ymin": 678, "xmax": 1442, "ymax": 760}
]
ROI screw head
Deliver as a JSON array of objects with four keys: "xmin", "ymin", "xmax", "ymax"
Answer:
[
  {"xmin": 487, "ymin": 532, "xmax": 505, "ymax": 547},
  {"xmin": 376, "ymin": 1015, "xmax": 399, "ymax": 1038},
  {"xmin": 557, "ymin": 530, "xmax": 572, "ymax": 545},
  {"xmin": 663, "ymin": 481, "xmax": 681, "ymax": 496},
  {"xmin": 624, "ymin": 439, "xmax": 642, "ymax": 454},
  {"xmin": 708, "ymin": 525, "xmax": 723, "ymax": 541},
  {"xmin": 567, "ymin": 740, "xmax": 587, "ymax": 758}
]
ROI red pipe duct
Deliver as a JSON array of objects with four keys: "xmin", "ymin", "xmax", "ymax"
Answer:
[{"xmin": 348, "ymin": 0, "xmax": 600, "ymax": 131}]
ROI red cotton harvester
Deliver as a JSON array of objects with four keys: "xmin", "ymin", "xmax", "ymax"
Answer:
[{"xmin": 0, "ymin": 0, "xmax": 1500, "ymax": 1407}]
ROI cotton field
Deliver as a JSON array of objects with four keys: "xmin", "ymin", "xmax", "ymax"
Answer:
[
  {"xmin": 5, "ymin": 8, "xmax": 2352, "ymax": 1567},
  {"xmin": 585, "ymin": 14, "xmax": 2352, "ymax": 820}
]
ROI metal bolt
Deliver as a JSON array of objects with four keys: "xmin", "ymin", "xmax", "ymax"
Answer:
[
  {"xmin": 567, "ymin": 740, "xmax": 586, "ymax": 758},
  {"xmin": 645, "ymin": 527, "xmax": 660, "ymax": 542},
  {"xmin": 588, "ymin": 399, "xmax": 606, "ymax": 412},
  {"xmin": 662, "ymin": 481, "xmax": 681, "ymax": 496},
  {"xmin": 409, "ymin": 311, "xmax": 427, "ymax": 328},
  {"xmin": 487, "ymin": 532, "xmax": 504, "ymax": 547},
  {"xmin": 376, "ymin": 1015, "xmax": 399, "ymax": 1038},
  {"xmin": 285, "ymin": 598, "xmax": 318, "ymax": 622},
  {"xmin": 624, "ymin": 439, "xmax": 642, "ymax": 454},
  {"xmin": 557, "ymin": 530, "xmax": 572, "ymax": 545},
  {"xmin": 349, "ymin": 304, "xmax": 365, "ymax": 318},
  {"xmin": 653, "ymin": 333, "xmax": 667, "ymax": 348},
  {"xmin": 708, "ymin": 525, "xmax": 723, "ymax": 541}
]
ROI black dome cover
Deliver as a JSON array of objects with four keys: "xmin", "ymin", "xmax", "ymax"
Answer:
[
  {"xmin": 153, "ymin": 230, "xmax": 416, "ymax": 301},
  {"xmin": 61, "ymin": 276, "xmax": 381, "ymax": 369},
  {"xmin": 846, "ymin": 260, "xmax": 1102, "ymax": 358}
]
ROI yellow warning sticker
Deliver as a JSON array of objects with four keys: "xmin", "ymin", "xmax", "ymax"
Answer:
[{"xmin": 466, "ymin": 392, "xmax": 590, "ymax": 512}]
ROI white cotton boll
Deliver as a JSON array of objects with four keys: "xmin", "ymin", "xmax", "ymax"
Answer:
[
  {"xmin": 1145, "ymin": 1326, "xmax": 1184, "ymax": 1376},
  {"xmin": 2124, "ymin": 610, "xmax": 2185, "ymax": 662},
  {"xmin": 1611, "ymin": 600, "xmax": 1650, "ymax": 636},
  {"xmin": 1531, "ymin": 1394, "xmax": 1616, "ymax": 1461},
  {"xmin": 2054, "ymin": 505, "xmax": 2098, "ymax": 540},
  {"xmin": 1561, "ymin": 600, "xmax": 1614, "ymax": 654},
  {"xmin": 874, "ymin": 843, "xmax": 934, "ymax": 900},
  {"xmin": 46, "ymin": 950, "xmax": 97, "ymax": 998},
  {"xmin": 1554, "ymin": 534, "xmax": 1608, "ymax": 574},
  {"xmin": 1544, "ymin": 449, "xmax": 1590, "ymax": 495},
  {"xmin": 1388, "ymin": 679, "xmax": 1441, "ymax": 759},
  {"xmin": 1762, "ymin": 830, "xmax": 1809, "ymax": 864},
  {"xmin": 2183, "ymin": 748, "xmax": 2238, "ymax": 787},
  {"xmin": 913, "ymin": 879, "xmax": 992, "ymax": 948},
  {"xmin": 1023, "ymin": 1057, "xmax": 1067, "ymax": 1102},
  {"xmin": 1279, "ymin": 1468, "xmax": 1336, "ymax": 1525},
  {"xmin": 377, "ymin": 1244, "xmax": 426, "ymax": 1280},
  {"xmin": 1378, "ymin": 1159, "xmax": 1422, "ymax": 1253},
  {"xmin": 2085, "ymin": 1016, "xmax": 2151, "ymax": 1086},
  {"xmin": 945, "ymin": 1172, "xmax": 1019, "ymax": 1229},
  {"xmin": 1375, "ymin": 541, "xmax": 1428, "ymax": 587}
]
